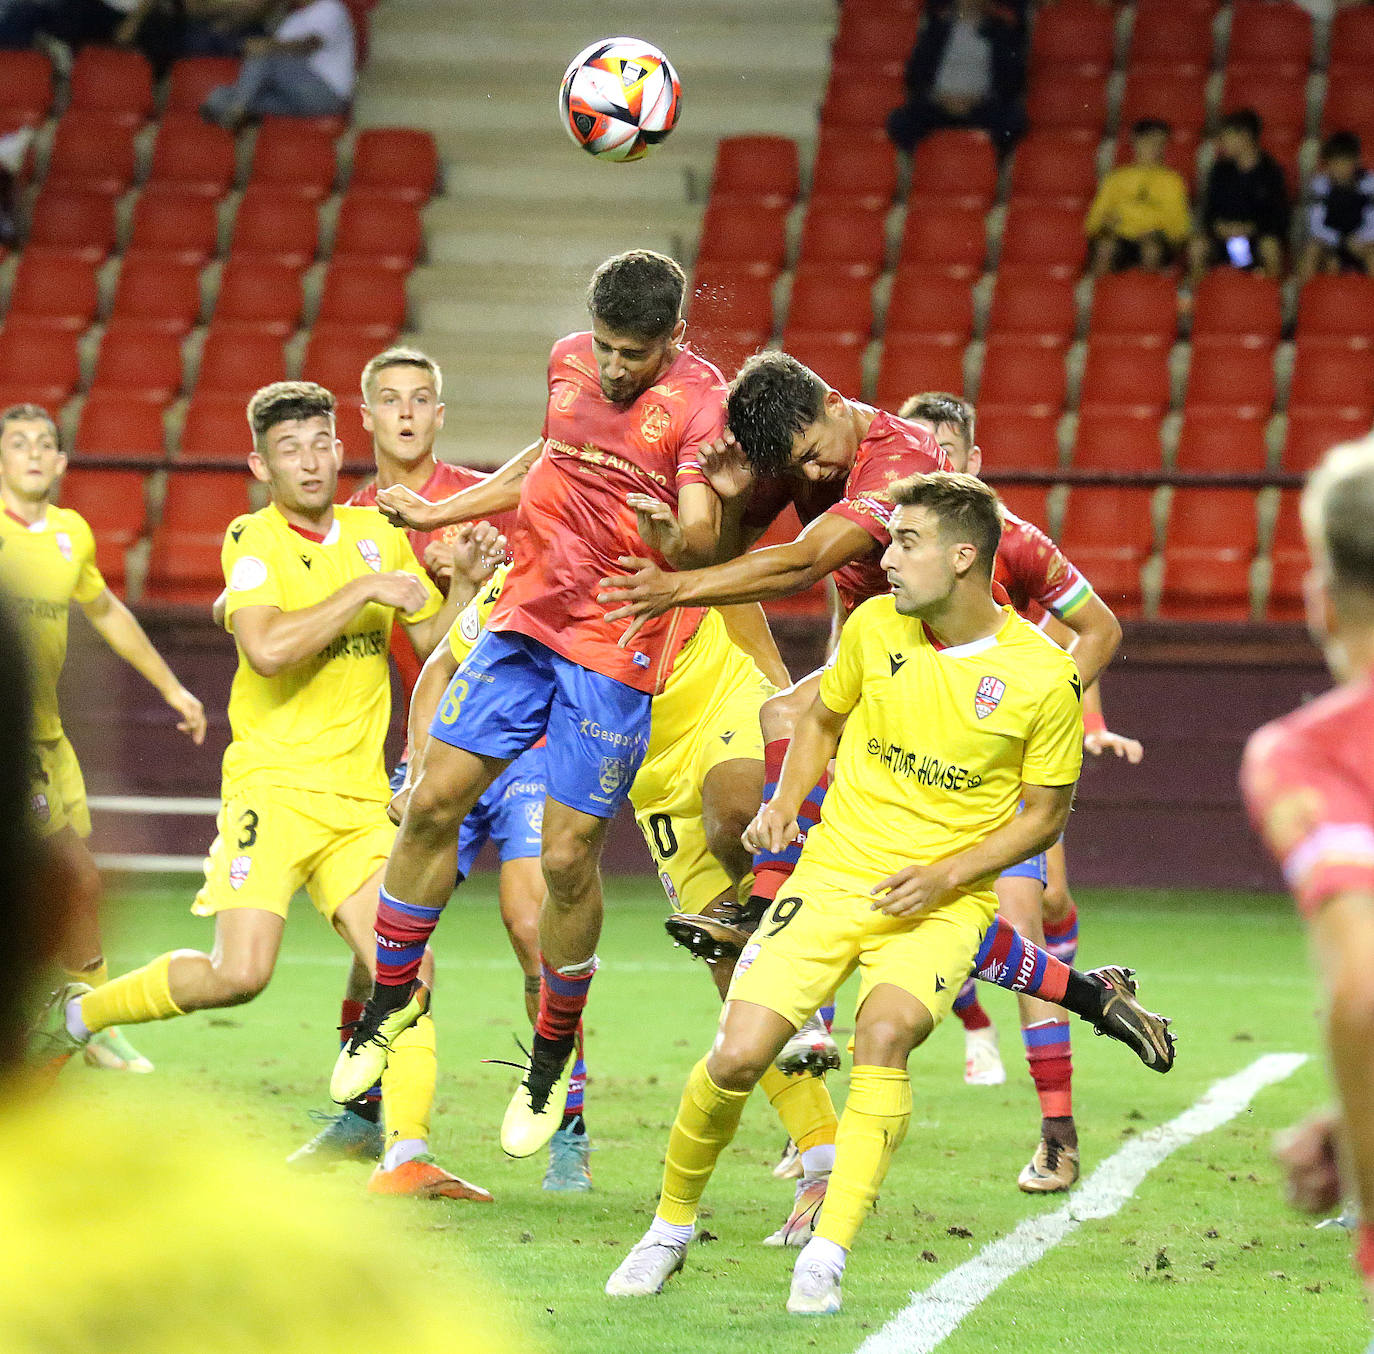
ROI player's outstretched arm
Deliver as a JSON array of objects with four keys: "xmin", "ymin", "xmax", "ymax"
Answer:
[
  {"xmin": 401, "ymin": 523, "xmax": 506, "ymax": 660},
  {"xmin": 743, "ymin": 691, "xmax": 846, "ymax": 855},
  {"xmin": 1053, "ymin": 591, "xmax": 1121, "ymax": 689},
  {"xmin": 375, "ymin": 441, "xmax": 542, "ymax": 533},
  {"xmin": 1081, "ymin": 679, "xmax": 1143, "ymax": 762},
  {"xmin": 80, "ymin": 588, "xmax": 206, "ymax": 745}
]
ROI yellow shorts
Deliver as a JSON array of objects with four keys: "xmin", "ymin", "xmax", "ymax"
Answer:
[
  {"xmin": 727, "ymin": 864, "xmax": 997, "ymax": 1030},
  {"xmin": 631, "ymin": 610, "xmax": 775, "ymax": 915},
  {"xmin": 30, "ymin": 734, "xmax": 90, "ymax": 839},
  {"xmin": 194, "ymin": 784, "xmax": 395, "ymax": 922}
]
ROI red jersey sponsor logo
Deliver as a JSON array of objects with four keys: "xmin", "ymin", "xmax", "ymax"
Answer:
[{"xmin": 974, "ymin": 675, "xmax": 1006, "ymax": 719}]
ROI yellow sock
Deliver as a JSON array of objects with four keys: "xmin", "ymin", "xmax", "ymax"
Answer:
[
  {"xmin": 658, "ymin": 1058, "xmax": 750, "ymax": 1226},
  {"xmin": 65, "ymin": 959, "xmax": 108, "ymax": 988},
  {"xmin": 759, "ymin": 1065, "xmax": 838, "ymax": 1152},
  {"xmin": 814, "ymin": 1065, "xmax": 912, "ymax": 1251},
  {"xmin": 79, "ymin": 953, "xmax": 183, "ymax": 1034},
  {"xmin": 381, "ymin": 1014, "xmax": 436, "ymax": 1147}
]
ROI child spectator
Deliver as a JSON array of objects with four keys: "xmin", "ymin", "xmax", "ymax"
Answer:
[
  {"xmin": 1085, "ymin": 118, "xmax": 1191, "ymax": 276},
  {"xmin": 1299, "ymin": 131, "xmax": 1374, "ymax": 281}
]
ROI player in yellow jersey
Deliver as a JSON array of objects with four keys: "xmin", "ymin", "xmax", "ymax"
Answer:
[
  {"xmin": 31, "ymin": 382, "xmax": 493, "ymax": 1202},
  {"xmin": 0, "ymin": 404, "xmax": 207, "ymax": 1076},
  {"xmin": 608, "ymin": 472, "xmax": 1092, "ymax": 1315}
]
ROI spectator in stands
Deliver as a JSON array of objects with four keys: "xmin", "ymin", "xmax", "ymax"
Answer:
[
  {"xmin": 200, "ymin": 0, "xmax": 354, "ymax": 130},
  {"xmin": 1299, "ymin": 131, "xmax": 1374, "ymax": 282},
  {"xmin": 1188, "ymin": 108, "xmax": 1290, "ymax": 285},
  {"xmin": 1085, "ymin": 118, "xmax": 1191, "ymax": 277},
  {"xmin": 886, "ymin": 0, "xmax": 1027, "ymax": 157},
  {"xmin": 180, "ymin": 0, "xmax": 274, "ymax": 58}
]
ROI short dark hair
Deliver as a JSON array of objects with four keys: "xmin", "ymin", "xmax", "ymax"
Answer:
[
  {"xmin": 0, "ymin": 404, "xmax": 58, "ymax": 444},
  {"xmin": 890, "ymin": 470, "xmax": 1002, "ymax": 578},
  {"xmin": 1219, "ymin": 107, "xmax": 1262, "ymax": 142},
  {"xmin": 1131, "ymin": 117, "xmax": 1171, "ymax": 138},
  {"xmin": 1304, "ymin": 436, "xmax": 1374, "ymax": 596},
  {"xmin": 726, "ymin": 351, "xmax": 827, "ymax": 477},
  {"xmin": 246, "ymin": 381, "xmax": 335, "ymax": 447},
  {"xmin": 897, "ymin": 391, "xmax": 975, "ymax": 448},
  {"xmin": 1322, "ymin": 130, "xmax": 1362, "ymax": 162},
  {"xmin": 586, "ymin": 250, "xmax": 686, "ymax": 342}
]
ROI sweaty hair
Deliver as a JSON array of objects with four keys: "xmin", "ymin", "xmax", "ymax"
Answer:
[
  {"xmin": 586, "ymin": 249, "xmax": 686, "ymax": 342},
  {"xmin": 246, "ymin": 381, "xmax": 335, "ymax": 447},
  {"xmin": 0, "ymin": 404, "xmax": 58, "ymax": 444},
  {"xmin": 897, "ymin": 391, "xmax": 975, "ymax": 448},
  {"xmin": 889, "ymin": 470, "xmax": 1002, "ymax": 578},
  {"xmin": 1219, "ymin": 107, "xmax": 1262, "ymax": 142},
  {"xmin": 1322, "ymin": 130, "xmax": 1362, "ymax": 162},
  {"xmin": 726, "ymin": 351, "xmax": 828, "ymax": 477},
  {"xmin": 360, "ymin": 346, "xmax": 443, "ymax": 404},
  {"xmin": 1303, "ymin": 435, "xmax": 1374, "ymax": 596}
]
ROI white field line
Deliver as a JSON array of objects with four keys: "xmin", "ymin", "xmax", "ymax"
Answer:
[{"xmin": 857, "ymin": 1053, "xmax": 1310, "ymax": 1354}]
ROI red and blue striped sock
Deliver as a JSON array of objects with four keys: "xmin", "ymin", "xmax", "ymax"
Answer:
[
  {"xmin": 818, "ymin": 1002, "xmax": 836, "ymax": 1032},
  {"xmin": 341, "ymin": 998, "xmax": 381, "ymax": 1117},
  {"xmin": 1044, "ymin": 903, "xmax": 1079, "ymax": 965},
  {"xmin": 751, "ymin": 740, "xmax": 829, "ymax": 903},
  {"xmin": 952, "ymin": 978, "xmax": 992, "ymax": 1031},
  {"xmin": 563, "ymin": 1025, "xmax": 587, "ymax": 1123},
  {"xmin": 1022, "ymin": 1019, "xmax": 1073, "ymax": 1119},
  {"xmin": 373, "ymin": 887, "xmax": 443, "ymax": 993},
  {"xmin": 535, "ymin": 959, "xmax": 597, "ymax": 1050},
  {"xmin": 972, "ymin": 913, "xmax": 1070, "ymax": 1004}
]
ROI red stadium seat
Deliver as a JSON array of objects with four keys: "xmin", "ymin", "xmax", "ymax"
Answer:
[
  {"xmin": 1281, "ymin": 407, "xmax": 1368, "ymax": 473},
  {"xmin": 996, "ymin": 486, "xmax": 1052, "ymax": 530},
  {"xmin": 178, "ymin": 392, "xmax": 257, "ymax": 462},
  {"xmin": 67, "ymin": 46, "xmax": 153, "ymax": 126},
  {"xmin": 110, "ymin": 258, "xmax": 203, "ymax": 337},
  {"xmin": 26, "ymin": 189, "xmax": 117, "ymax": 263},
  {"xmin": 783, "ymin": 336, "xmax": 865, "ymax": 396},
  {"xmin": 125, "ymin": 188, "xmax": 221, "ymax": 268},
  {"xmin": 977, "ymin": 337, "xmax": 1068, "ymax": 414},
  {"xmin": 688, "ymin": 264, "xmax": 775, "ymax": 340},
  {"xmin": 89, "ymin": 322, "xmax": 184, "ymax": 403},
  {"xmin": 195, "ymin": 327, "xmax": 288, "ymax": 400},
  {"xmin": 708, "ymin": 136, "xmax": 799, "ymax": 207},
  {"xmin": 1288, "ymin": 345, "xmax": 1374, "ymax": 417},
  {"xmin": 819, "ymin": 71, "xmax": 905, "ymax": 131},
  {"xmin": 1266, "ymin": 487, "xmax": 1306, "ymax": 620},
  {"xmin": 784, "ymin": 270, "xmax": 873, "ymax": 344},
  {"xmin": 687, "ymin": 334, "xmax": 763, "ymax": 384},
  {"xmin": 1078, "ymin": 338, "xmax": 1172, "ymax": 416},
  {"xmin": 299, "ymin": 329, "xmax": 387, "ymax": 397},
  {"xmin": 348, "ymin": 128, "xmax": 440, "ymax": 205},
  {"xmin": 230, "ymin": 189, "xmax": 320, "ymax": 268},
  {"xmin": 146, "ymin": 113, "xmax": 237, "ymax": 198},
  {"xmin": 1331, "ymin": 5, "xmax": 1374, "ymax": 68},
  {"xmin": 72, "ymin": 393, "xmax": 167, "ymax": 465},
  {"xmin": 248, "ymin": 120, "xmax": 338, "ymax": 201},
  {"xmin": 212, "ymin": 259, "xmax": 304, "ymax": 338},
  {"xmin": 1173, "ymin": 410, "xmax": 1269, "ymax": 472},
  {"xmin": 1158, "ymin": 487, "xmax": 1260, "ymax": 621},
  {"xmin": 874, "ymin": 336, "xmax": 966, "ymax": 410},
  {"xmin": 1025, "ymin": 69, "xmax": 1108, "ymax": 132},
  {"xmin": 45, "ymin": 111, "xmax": 136, "ymax": 195},
  {"xmin": 696, "ymin": 201, "xmax": 789, "ymax": 271},
  {"xmin": 975, "ymin": 410, "xmax": 1061, "ymax": 472},
  {"xmin": 1031, "ymin": 0, "xmax": 1116, "ymax": 71},
  {"xmin": 1128, "ymin": 9, "xmax": 1214, "ymax": 68},
  {"xmin": 55, "ymin": 467, "xmax": 146, "ymax": 587},
  {"xmin": 883, "ymin": 271, "xmax": 974, "ymax": 343},
  {"xmin": 1190, "ymin": 270, "xmax": 1283, "ymax": 344},
  {"xmin": 1058, "ymin": 486, "xmax": 1155, "ymax": 617},
  {"xmin": 911, "ymin": 131, "xmax": 998, "ymax": 210},
  {"xmin": 315, "ymin": 262, "xmax": 406, "ymax": 342},
  {"xmin": 1167, "ymin": 486, "xmax": 1260, "ymax": 551},
  {"xmin": 986, "ymin": 275, "xmax": 1078, "ymax": 342},
  {"xmin": 1008, "ymin": 131, "xmax": 1100, "ymax": 207},
  {"xmin": 164, "ymin": 56, "xmax": 241, "ymax": 114},
  {"xmin": 1322, "ymin": 83, "xmax": 1374, "ymax": 140},
  {"xmin": 0, "ymin": 326, "xmax": 80, "ymax": 407},
  {"xmin": 1087, "ymin": 273, "xmax": 1178, "ymax": 342},
  {"xmin": 1218, "ymin": 65, "xmax": 1307, "ymax": 137},
  {"xmin": 832, "ymin": 5, "xmax": 921, "ymax": 63},
  {"xmin": 997, "ymin": 200, "xmax": 1086, "ymax": 279},
  {"xmin": 1183, "ymin": 339, "xmax": 1276, "ymax": 415},
  {"xmin": 797, "ymin": 203, "xmax": 888, "ymax": 279},
  {"xmin": 1119, "ymin": 68, "xmax": 1208, "ymax": 137},
  {"xmin": 1297, "ymin": 275, "xmax": 1374, "ymax": 344},
  {"xmin": 898, "ymin": 203, "xmax": 985, "ymax": 276},
  {"xmin": 1071, "ymin": 411, "xmax": 1163, "ymax": 471},
  {"xmin": 810, "ymin": 129, "xmax": 898, "ymax": 211},
  {"xmin": 5, "ymin": 250, "xmax": 99, "ymax": 333},
  {"xmin": 331, "ymin": 194, "xmax": 423, "ymax": 272},
  {"xmin": 1228, "ymin": 0, "xmax": 1312, "ymax": 72},
  {"xmin": 0, "ymin": 49, "xmax": 53, "ymax": 126},
  {"xmin": 145, "ymin": 472, "xmax": 255, "ymax": 604}
]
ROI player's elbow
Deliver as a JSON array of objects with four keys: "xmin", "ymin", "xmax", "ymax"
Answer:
[{"xmin": 240, "ymin": 637, "xmax": 287, "ymax": 678}]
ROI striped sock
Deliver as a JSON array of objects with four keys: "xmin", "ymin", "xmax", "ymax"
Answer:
[
  {"xmin": 752, "ymin": 740, "xmax": 829, "ymax": 904},
  {"xmin": 373, "ymin": 887, "xmax": 442, "ymax": 992},
  {"xmin": 818, "ymin": 1002, "xmax": 836, "ymax": 1032},
  {"xmin": 972, "ymin": 913, "xmax": 1070, "ymax": 1005},
  {"xmin": 564, "ymin": 1024, "xmax": 587, "ymax": 1121},
  {"xmin": 1044, "ymin": 903, "xmax": 1079, "ymax": 965},
  {"xmin": 535, "ymin": 959, "xmax": 597, "ymax": 1048},
  {"xmin": 340, "ymin": 998, "xmax": 381, "ymax": 1119},
  {"xmin": 952, "ymin": 978, "xmax": 992, "ymax": 1031},
  {"xmin": 1022, "ymin": 1019, "xmax": 1073, "ymax": 1119}
]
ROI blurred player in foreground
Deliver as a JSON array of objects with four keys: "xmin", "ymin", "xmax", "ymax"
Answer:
[
  {"xmin": 1241, "ymin": 435, "xmax": 1374, "ymax": 1346},
  {"xmin": 30, "ymin": 382, "xmax": 491, "ymax": 1202},
  {"xmin": 0, "ymin": 403, "xmax": 206, "ymax": 1075},
  {"xmin": 606, "ymin": 472, "xmax": 1089, "ymax": 1314}
]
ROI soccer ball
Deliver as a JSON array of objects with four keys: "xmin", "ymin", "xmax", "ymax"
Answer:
[{"xmin": 558, "ymin": 37, "xmax": 681, "ymax": 162}]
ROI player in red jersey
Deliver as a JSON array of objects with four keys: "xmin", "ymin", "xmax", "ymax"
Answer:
[
  {"xmin": 332, "ymin": 251, "xmax": 729, "ymax": 1158},
  {"xmin": 1241, "ymin": 436, "xmax": 1374, "ymax": 1328}
]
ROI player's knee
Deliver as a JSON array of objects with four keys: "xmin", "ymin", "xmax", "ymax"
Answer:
[
  {"xmin": 855, "ymin": 1015, "xmax": 918, "ymax": 1064},
  {"xmin": 706, "ymin": 1040, "xmax": 769, "ymax": 1092},
  {"xmin": 541, "ymin": 831, "xmax": 598, "ymax": 901},
  {"xmin": 705, "ymin": 811, "xmax": 752, "ymax": 878},
  {"xmin": 213, "ymin": 955, "xmax": 272, "ymax": 1006},
  {"xmin": 759, "ymin": 687, "xmax": 807, "ymax": 744},
  {"xmin": 404, "ymin": 774, "xmax": 466, "ymax": 842}
]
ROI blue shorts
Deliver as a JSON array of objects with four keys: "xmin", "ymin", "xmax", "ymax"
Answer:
[
  {"xmin": 1000, "ymin": 850, "xmax": 1048, "ymax": 886},
  {"xmin": 457, "ymin": 746, "xmax": 547, "ymax": 878},
  {"xmin": 429, "ymin": 628, "xmax": 650, "ymax": 820}
]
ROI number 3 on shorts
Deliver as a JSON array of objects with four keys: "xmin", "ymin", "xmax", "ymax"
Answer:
[
  {"xmin": 237, "ymin": 808, "xmax": 259, "ymax": 849},
  {"xmin": 766, "ymin": 895, "xmax": 803, "ymax": 936}
]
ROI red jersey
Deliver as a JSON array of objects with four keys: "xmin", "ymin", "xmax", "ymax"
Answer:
[
  {"xmin": 1241, "ymin": 676, "xmax": 1374, "ymax": 921},
  {"xmin": 995, "ymin": 511, "xmax": 1095, "ymax": 624},
  {"xmin": 487, "ymin": 332, "xmax": 725, "ymax": 694}
]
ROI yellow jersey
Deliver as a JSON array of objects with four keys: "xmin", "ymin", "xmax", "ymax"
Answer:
[
  {"xmin": 0, "ymin": 505, "xmax": 105, "ymax": 741},
  {"xmin": 448, "ymin": 562, "xmax": 511, "ymax": 665},
  {"xmin": 811, "ymin": 596, "xmax": 1084, "ymax": 886},
  {"xmin": 1084, "ymin": 163, "xmax": 1191, "ymax": 243},
  {"xmin": 222, "ymin": 502, "xmax": 442, "ymax": 801}
]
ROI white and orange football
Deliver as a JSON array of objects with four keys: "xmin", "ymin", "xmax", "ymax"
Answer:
[{"xmin": 558, "ymin": 37, "xmax": 681, "ymax": 162}]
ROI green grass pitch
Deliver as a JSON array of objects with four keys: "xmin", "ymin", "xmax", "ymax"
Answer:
[{"xmin": 79, "ymin": 877, "xmax": 1363, "ymax": 1354}]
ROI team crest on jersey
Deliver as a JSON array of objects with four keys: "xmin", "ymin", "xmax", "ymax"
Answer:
[
  {"xmin": 30, "ymin": 790, "xmax": 49, "ymax": 824},
  {"xmin": 552, "ymin": 379, "xmax": 578, "ymax": 413},
  {"xmin": 525, "ymin": 801, "xmax": 544, "ymax": 834},
  {"xmin": 357, "ymin": 538, "xmax": 382, "ymax": 572},
  {"xmin": 53, "ymin": 531, "xmax": 72, "ymax": 562},
  {"xmin": 974, "ymin": 675, "xmax": 1006, "ymax": 719},
  {"xmin": 640, "ymin": 403, "xmax": 671, "ymax": 444},
  {"xmin": 598, "ymin": 756, "xmax": 629, "ymax": 796},
  {"xmin": 459, "ymin": 603, "xmax": 481, "ymax": 644},
  {"xmin": 229, "ymin": 854, "xmax": 251, "ymax": 890}
]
